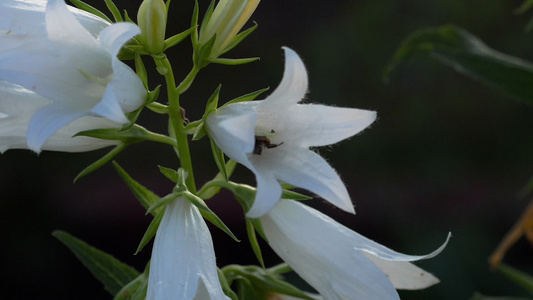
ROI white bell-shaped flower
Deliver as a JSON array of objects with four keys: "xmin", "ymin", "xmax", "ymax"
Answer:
[
  {"xmin": 261, "ymin": 200, "xmax": 451, "ymax": 300},
  {"xmin": 147, "ymin": 197, "xmax": 230, "ymax": 300},
  {"xmin": 0, "ymin": 0, "xmax": 146, "ymax": 152},
  {"xmin": 207, "ymin": 47, "xmax": 376, "ymax": 217}
]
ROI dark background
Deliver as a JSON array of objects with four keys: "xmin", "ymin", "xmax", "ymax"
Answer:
[{"xmin": 1, "ymin": 0, "xmax": 532, "ymax": 299}]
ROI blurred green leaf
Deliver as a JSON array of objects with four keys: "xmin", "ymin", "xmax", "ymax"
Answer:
[
  {"xmin": 470, "ymin": 292, "xmax": 532, "ymax": 300},
  {"xmin": 69, "ymin": 0, "xmax": 112, "ymax": 22},
  {"xmin": 245, "ymin": 218, "xmax": 264, "ymax": 267},
  {"xmin": 498, "ymin": 263, "xmax": 533, "ymax": 294},
  {"xmin": 53, "ymin": 231, "xmax": 139, "ymax": 295},
  {"xmin": 113, "ymin": 271, "xmax": 148, "ymax": 300},
  {"xmin": 385, "ymin": 24, "xmax": 533, "ymax": 104}
]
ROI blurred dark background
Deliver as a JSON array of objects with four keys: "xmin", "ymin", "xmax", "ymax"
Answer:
[{"xmin": 1, "ymin": 0, "xmax": 532, "ymax": 299}]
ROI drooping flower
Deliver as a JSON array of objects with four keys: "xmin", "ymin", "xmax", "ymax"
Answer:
[
  {"xmin": 0, "ymin": 0, "xmax": 146, "ymax": 153},
  {"xmin": 198, "ymin": 0, "xmax": 260, "ymax": 58},
  {"xmin": 147, "ymin": 197, "xmax": 230, "ymax": 300},
  {"xmin": 0, "ymin": 81, "xmax": 122, "ymax": 152},
  {"xmin": 206, "ymin": 47, "xmax": 376, "ymax": 217},
  {"xmin": 261, "ymin": 200, "xmax": 451, "ymax": 300}
]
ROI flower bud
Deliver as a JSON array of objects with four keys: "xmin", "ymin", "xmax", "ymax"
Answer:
[{"xmin": 137, "ymin": 0, "xmax": 167, "ymax": 54}]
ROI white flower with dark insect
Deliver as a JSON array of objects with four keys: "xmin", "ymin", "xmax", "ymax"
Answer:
[{"xmin": 207, "ymin": 47, "xmax": 376, "ymax": 217}]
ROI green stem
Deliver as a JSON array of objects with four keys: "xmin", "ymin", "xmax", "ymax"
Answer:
[{"xmin": 154, "ymin": 54, "xmax": 197, "ymax": 193}]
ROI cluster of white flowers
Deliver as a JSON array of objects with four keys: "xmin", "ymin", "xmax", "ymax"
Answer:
[{"xmin": 0, "ymin": 1, "xmax": 449, "ymax": 299}]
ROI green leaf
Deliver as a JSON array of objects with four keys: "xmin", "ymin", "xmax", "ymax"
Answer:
[
  {"xmin": 385, "ymin": 24, "xmax": 533, "ymax": 104},
  {"xmin": 113, "ymin": 161, "xmax": 161, "ymax": 215},
  {"xmin": 498, "ymin": 263, "xmax": 533, "ymax": 294},
  {"xmin": 135, "ymin": 208, "xmax": 164, "ymax": 255},
  {"xmin": 53, "ymin": 231, "xmax": 139, "ymax": 295},
  {"xmin": 75, "ymin": 144, "xmax": 126, "ymax": 182},
  {"xmin": 69, "ymin": 0, "xmax": 112, "ymax": 22},
  {"xmin": 134, "ymin": 52, "xmax": 149, "ymax": 90},
  {"xmin": 104, "ymin": 0, "xmax": 123, "ymax": 22},
  {"xmin": 218, "ymin": 268, "xmax": 239, "ymax": 300},
  {"xmin": 245, "ymin": 218, "xmax": 264, "ymax": 267},
  {"xmin": 516, "ymin": 0, "xmax": 533, "ymax": 14},
  {"xmin": 191, "ymin": 0, "xmax": 200, "ymax": 46}
]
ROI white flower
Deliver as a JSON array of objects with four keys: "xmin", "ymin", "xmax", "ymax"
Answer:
[
  {"xmin": 206, "ymin": 47, "xmax": 376, "ymax": 217},
  {"xmin": 0, "ymin": 0, "xmax": 146, "ymax": 152},
  {"xmin": 147, "ymin": 197, "xmax": 230, "ymax": 300},
  {"xmin": 0, "ymin": 80, "xmax": 122, "ymax": 152},
  {"xmin": 261, "ymin": 200, "xmax": 451, "ymax": 300}
]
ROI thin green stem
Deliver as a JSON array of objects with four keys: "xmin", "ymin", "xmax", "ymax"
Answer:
[{"xmin": 154, "ymin": 54, "xmax": 197, "ymax": 193}]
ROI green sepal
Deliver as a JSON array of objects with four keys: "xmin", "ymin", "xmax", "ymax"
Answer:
[
  {"xmin": 198, "ymin": 160, "xmax": 238, "ymax": 200},
  {"xmin": 76, "ymin": 124, "xmax": 176, "ymax": 147},
  {"xmin": 195, "ymin": 33, "xmax": 217, "ymax": 68},
  {"xmin": 218, "ymin": 268, "xmax": 239, "ymax": 300},
  {"xmin": 198, "ymin": 0, "xmax": 216, "ymax": 40},
  {"xmin": 497, "ymin": 263, "xmax": 533, "ymax": 293},
  {"xmin": 135, "ymin": 207, "xmax": 165, "ymax": 255},
  {"xmin": 209, "ymin": 137, "xmax": 228, "ymax": 181},
  {"xmin": 193, "ymin": 85, "xmax": 221, "ymax": 140},
  {"xmin": 221, "ymin": 87, "xmax": 269, "ymax": 108},
  {"xmin": 123, "ymin": 9, "xmax": 134, "ymax": 23},
  {"xmin": 211, "ymin": 57, "xmax": 260, "ymax": 66},
  {"xmin": 69, "ymin": 0, "xmax": 112, "ymax": 23},
  {"xmin": 134, "ymin": 52, "xmax": 149, "ymax": 89},
  {"xmin": 191, "ymin": 0, "xmax": 200, "ymax": 45},
  {"xmin": 245, "ymin": 218, "xmax": 265, "ymax": 268},
  {"xmin": 113, "ymin": 161, "xmax": 161, "ymax": 215},
  {"xmin": 181, "ymin": 191, "xmax": 239, "ymax": 242},
  {"xmin": 104, "ymin": 0, "xmax": 123, "ymax": 22},
  {"xmin": 146, "ymin": 192, "xmax": 179, "ymax": 215},
  {"xmin": 113, "ymin": 270, "xmax": 148, "ymax": 300},
  {"xmin": 184, "ymin": 119, "xmax": 203, "ymax": 135},
  {"xmin": 146, "ymin": 101, "xmax": 168, "ymax": 114},
  {"xmin": 74, "ymin": 144, "xmax": 126, "ymax": 182},
  {"xmin": 385, "ymin": 24, "xmax": 533, "ymax": 104},
  {"xmin": 250, "ymin": 217, "xmax": 267, "ymax": 241},
  {"xmin": 222, "ymin": 264, "xmax": 315, "ymax": 300},
  {"xmin": 220, "ymin": 22, "xmax": 258, "ymax": 56},
  {"xmin": 163, "ymin": 27, "xmax": 195, "ymax": 51},
  {"xmin": 158, "ymin": 166, "xmax": 179, "ymax": 183},
  {"xmin": 52, "ymin": 230, "xmax": 139, "ymax": 296}
]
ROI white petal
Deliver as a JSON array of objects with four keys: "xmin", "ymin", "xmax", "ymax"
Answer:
[
  {"xmin": 0, "ymin": 0, "xmax": 109, "ymax": 36},
  {"xmin": 46, "ymin": 0, "xmax": 96, "ymax": 45},
  {"xmin": 90, "ymin": 86, "xmax": 128, "ymax": 123},
  {"xmin": 0, "ymin": 80, "xmax": 119, "ymax": 153},
  {"xmin": 147, "ymin": 197, "xmax": 229, "ymax": 300},
  {"xmin": 286, "ymin": 105, "xmax": 377, "ymax": 147},
  {"xmin": 246, "ymin": 170, "xmax": 282, "ymax": 218},
  {"xmin": 271, "ymin": 147, "xmax": 354, "ymax": 214},
  {"xmin": 26, "ymin": 101, "xmax": 90, "ymax": 152},
  {"xmin": 263, "ymin": 47, "xmax": 308, "ymax": 106},
  {"xmin": 109, "ymin": 58, "xmax": 147, "ymax": 113},
  {"xmin": 261, "ymin": 200, "xmax": 399, "ymax": 300},
  {"xmin": 99, "ymin": 22, "xmax": 140, "ymax": 58},
  {"xmin": 262, "ymin": 201, "xmax": 448, "ymax": 299},
  {"xmin": 206, "ymin": 103, "xmax": 257, "ymax": 170}
]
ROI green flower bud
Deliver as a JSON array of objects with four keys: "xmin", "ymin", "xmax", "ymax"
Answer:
[{"xmin": 137, "ymin": 0, "xmax": 167, "ymax": 54}]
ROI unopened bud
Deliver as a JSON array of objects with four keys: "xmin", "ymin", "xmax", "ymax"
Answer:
[{"xmin": 137, "ymin": 0, "xmax": 167, "ymax": 54}]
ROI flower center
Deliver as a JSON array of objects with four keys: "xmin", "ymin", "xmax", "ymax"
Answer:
[{"xmin": 253, "ymin": 129, "xmax": 284, "ymax": 155}]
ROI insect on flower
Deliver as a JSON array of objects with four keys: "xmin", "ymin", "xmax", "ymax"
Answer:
[{"xmin": 253, "ymin": 134, "xmax": 284, "ymax": 155}]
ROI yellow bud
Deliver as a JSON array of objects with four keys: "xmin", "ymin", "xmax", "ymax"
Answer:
[{"xmin": 137, "ymin": 0, "xmax": 167, "ymax": 54}]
